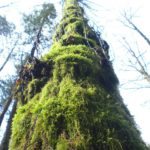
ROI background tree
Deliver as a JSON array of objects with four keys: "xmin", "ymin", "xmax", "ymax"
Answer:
[
  {"xmin": 120, "ymin": 11, "xmax": 150, "ymax": 88},
  {"xmin": 0, "ymin": 2, "xmax": 57, "ymax": 148},
  {"xmin": 0, "ymin": 16, "xmax": 16, "ymax": 72},
  {"xmin": 23, "ymin": 2, "xmax": 56, "ymax": 57},
  {"xmin": 0, "ymin": 79, "xmax": 14, "ymax": 124},
  {"xmin": 9, "ymin": 0, "xmax": 147, "ymax": 149},
  {"xmin": 0, "ymin": 16, "xmax": 17, "ymax": 122},
  {"xmin": 0, "ymin": 16, "xmax": 15, "ymax": 36}
]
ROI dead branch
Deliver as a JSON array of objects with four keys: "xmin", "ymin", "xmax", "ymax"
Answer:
[
  {"xmin": 122, "ymin": 12, "xmax": 150, "ymax": 46},
  {"xmin": 0, "ymin": 40, "xmax": 18, "ymax": 72},
  {"xmin": 0, "ymin": 2, "xmax": 16, "ymax": 9},
  {"xmin": 122, "ymin": 38, "xmax": 150, "ymax": 83}
]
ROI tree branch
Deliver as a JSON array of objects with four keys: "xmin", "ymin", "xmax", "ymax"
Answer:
[
  {"xmin": 122, "ymin": 38, "xmax": 150, "ymax": 83},
  {"xmin": 123, "ymin": 12, "xmax": 150, "ymax": 46},
  {"xmin": 0, "ymin": 40, "xmax": 18, "ymax": 72},
  {"xmin": 0, "ymin": 2, "xmax": 16, "ymax": 9}
]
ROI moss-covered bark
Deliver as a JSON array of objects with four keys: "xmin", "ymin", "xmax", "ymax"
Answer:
[{"xmin": 9, "ymin": 0, "xmax": 147, "ymax": 149}]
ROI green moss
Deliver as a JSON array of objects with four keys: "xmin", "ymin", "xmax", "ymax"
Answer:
[
  {"xmin": 52, "ymin": 54, "xmax": 100, "ymax": 81},
  {"xmin": 64, "ymin": 20, "xmax": 84, "ymax": 34},
  {"xmin": 59, "ymin": 34, "xmax": 96, "ymax": 47},
  {"xmin": 53, "ymin": 1, "xmax": 98, "ymax": 49},
  {"xmin": 10, "ymin": 75, "xmax": 147, "ymax": 149},
  {"xmin": 55, "ymin": 54, "xmax": 92, "ymax": 64},
  {"xmin": 56, "ymin": 135, "xmax": 69, "ymax": 150},
  {"xmin": 44, "ymin": 45, "xmax": 96, "ymax": 60},
  {"xmin": 9, "ymin": 103, "xmax": 33, "ymax": 149}
]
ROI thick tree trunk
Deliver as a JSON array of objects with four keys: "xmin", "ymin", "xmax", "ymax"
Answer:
[{"xmin": 9, "ymin": 0, "xmax": 148, "ymax": 149}]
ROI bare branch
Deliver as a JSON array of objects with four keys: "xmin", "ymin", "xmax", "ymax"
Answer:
[
  {"xmin": 0, "ymin": 2, "xmax": 16, "ymax": 9},
  {"xmin": 0, "ymin": 40, "xmax": 18, "ymax": 72},
  {"xmin": 122, "ymin": 12, "xmax": 150, "ymax": 46},
  {"xmin": 121, "ymin": 37, "xmax": 150, "ymax": 83}
]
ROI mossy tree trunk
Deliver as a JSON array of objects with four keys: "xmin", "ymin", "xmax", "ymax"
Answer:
[{"xmin": 9, "ymin": 0, "xmax": 147, "ymax": 149}]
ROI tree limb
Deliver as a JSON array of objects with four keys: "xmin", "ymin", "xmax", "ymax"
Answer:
[
  {"xmin": 0, "ymin": 40, "xmax": 18, "ymax": 72},
  {"xmin": 0, "ymin": 2, "xmax": 16, "ymax": 9},
  {"xmin": 123, "ymin": 12, "xmax": 150, "ymax": 46},
  {"xmin": 122, "ymin": 38, "xmax": 150, "ymax": 83}
]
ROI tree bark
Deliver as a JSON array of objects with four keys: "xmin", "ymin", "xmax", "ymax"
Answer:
[
  {"xmin": 0, "ymin": 100, "xmax": 17, "ymax": 150},
  {"xmin": 0, "ymin": 96, "xmax": 12, "ymax": 126}
]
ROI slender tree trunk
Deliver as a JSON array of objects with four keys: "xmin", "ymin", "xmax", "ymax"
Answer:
[
  {"xmin": 0, "ymin": 100, "xmax": 17, "ymax": 150},
  {"xmin": 30, "ymin": 22, "xmax": 43, "ymax": 58},
  {"xmin": 0, "ymin": 96, "xmax": 12, "ymax": 126}
]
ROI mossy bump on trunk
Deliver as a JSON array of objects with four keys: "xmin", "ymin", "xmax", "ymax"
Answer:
[{"xmin": 9, "ymin": 0, "xmax": 148, "ymax": 149}]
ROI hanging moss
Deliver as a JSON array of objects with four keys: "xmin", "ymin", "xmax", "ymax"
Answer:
[{"xmin": 10, "ymin": 0, "xmax": 148, "ymax": 149}]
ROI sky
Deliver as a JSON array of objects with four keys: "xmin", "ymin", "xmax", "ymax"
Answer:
[{"xmin": 0, "ymin": 0, "xmax": 150, "ymax": 144}]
